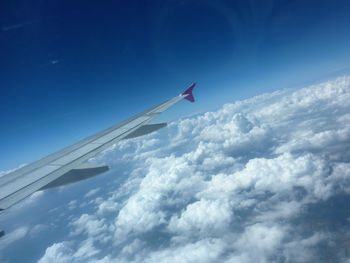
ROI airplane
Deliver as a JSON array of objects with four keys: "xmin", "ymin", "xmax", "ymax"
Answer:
[{"xmin": 0, "ymin": 83, "xmax": 195, "ymax": 237}]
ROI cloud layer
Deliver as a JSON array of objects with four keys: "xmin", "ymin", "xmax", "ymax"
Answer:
[{"xmin": 31, "ymin": 77, "xmax": 350, "ymax": 262}]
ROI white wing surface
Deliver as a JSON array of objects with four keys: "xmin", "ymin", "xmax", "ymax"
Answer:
[{"xmin": 0, "ymin": 83, "xmax": 196, "ymax": 210}]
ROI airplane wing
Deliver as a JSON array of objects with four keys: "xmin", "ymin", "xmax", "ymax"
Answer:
[{"xmin": 0, "ymin": 83, "xmax": 196, "ymax": 211}]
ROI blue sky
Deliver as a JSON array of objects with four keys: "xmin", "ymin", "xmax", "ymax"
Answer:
[{"xmin": 1, "ymin": 0, "xmax": 350, "ymax": 169}]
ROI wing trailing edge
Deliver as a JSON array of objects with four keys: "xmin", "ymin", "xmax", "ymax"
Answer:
[
  {"xmin": 123, "ymin": 123, "xmax": 167, "ymax": 140},
  {"xmin": 39, "ymin": 163, "xmax": 109, "ymax": 190}
]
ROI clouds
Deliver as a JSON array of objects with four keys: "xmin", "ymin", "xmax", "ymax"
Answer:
[
  {"xmin": 38, "ymin": 242, "xmax": 75, "ymax": 263},
  {"xmin": 0, "ymin": 226, "xmax": 28, "ymax": 249},
  {"xmin": 84, "ymin": 188, "xmax": 101, "ymax": 198},
  {"xmin": 33, "ymin": 76, "xmax": 350, "ymax": 262},
  {"xmin": 71, "ymin": 214, "xmax": 108, "ymax": 239},
  {"xmin": 231, "ymin": 223, "xmax": 286, "ymax": 263},
  {"xmin": 168, "ymin": 198, "xmax": 232, "ymax": 239},
  {"xmin": 145, "ymin": 238, "xmax": 226, "ymax": 263},
  {"xmin": 0, "ymin": 164, "xmax": 26, "ymax": 178}
]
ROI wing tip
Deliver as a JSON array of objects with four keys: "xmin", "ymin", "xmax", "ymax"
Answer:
[{"xmin": 182, "ymin": 83, "xmax": 196, "ymax": 102}]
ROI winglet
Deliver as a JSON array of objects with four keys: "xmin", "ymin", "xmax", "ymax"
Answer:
[{"xmin": 182, "ymin": 83, "xmax": 196, "ymax": 102}]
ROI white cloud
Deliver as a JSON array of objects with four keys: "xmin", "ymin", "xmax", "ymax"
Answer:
[
  {"xmin": 38, "ymin": 239, "xmax": 100, "ymax": 263},
  {"xmin": 73, "ymin": 238, "xmax": 100, "ymax": 259},
  {"xmin": 145, "ymin": 238, "xmax": 226, "ymax": 263},
  {"xmin": 68, "ymin": 200, "xmax": 78, "ymax": 210},
  {"xmin": 0, "ymin": 164, "xmax": 27, "ymax": 178},
  {"xmin": 85, "ymin": 188, "xmax": 101, "ymax": 198},
  {"xmin": 231, "ymin": 223, "xmax": 286, "ymax": 263},
  {"xmin": 96, "ymin": 199, "xmax": 119, "ymax": 216},
  {"xmin": 38, "ymin": 242, "xmax": 74, "ymax": 263},
  {"xmin": 282, "ymin": 232, "xmax": 327, "ymax": 263},
  {"xmin": 71, "ymin": 214, "xmax": 108, "ymax": 238},
  {"xmin": 0, "ymin": 226, "xmax": 28, "ymax": 249},
  {"xmin": 35, "ymin": 76, "xmax": 350, "ymax": 262},
  {"xmin": 168, "ymin": 199, "xmax": 232, "ymax": 237},
  {"xmin": 29, "ymin": 224, "xmax": 48, "ymax": 237}
]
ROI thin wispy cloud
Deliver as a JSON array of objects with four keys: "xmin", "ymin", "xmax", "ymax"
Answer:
[{"xmin": 2, "ymin": 20, "xmax": 39, "ymax": 32}]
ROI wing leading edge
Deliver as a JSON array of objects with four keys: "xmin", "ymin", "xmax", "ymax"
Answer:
[{"xmin": 0, "ymin": 83, "xmax": 196, "ymax": 210}]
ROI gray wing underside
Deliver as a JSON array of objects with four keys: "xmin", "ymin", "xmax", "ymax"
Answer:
[{"xmin": 0, "ymin": 93, "xmax": 189, "ymax": 210}]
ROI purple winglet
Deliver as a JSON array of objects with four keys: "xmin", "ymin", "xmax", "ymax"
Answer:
[{"xmin": 182, "ymin": 83, "xmax": 196, "ymax": 102}]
